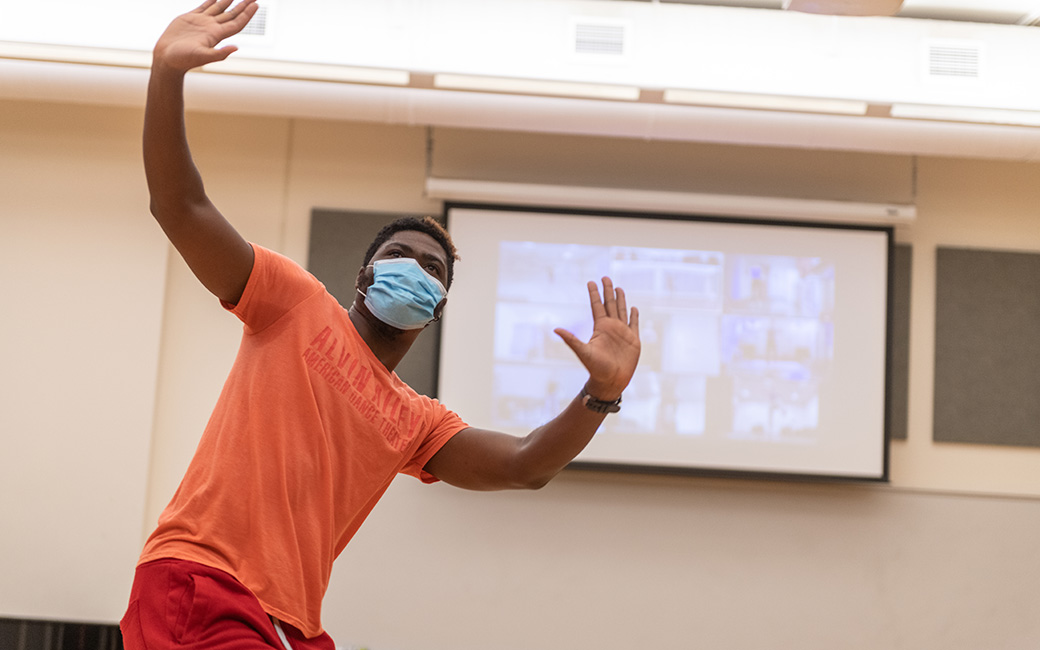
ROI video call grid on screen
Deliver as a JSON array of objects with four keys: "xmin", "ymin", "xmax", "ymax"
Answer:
[{"xmin": 438, "ymin": 205, "xmax": 891, "ymax": 481}]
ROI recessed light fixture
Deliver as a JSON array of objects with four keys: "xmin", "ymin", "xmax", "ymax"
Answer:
[
  {"xmin": 202, "ymin": 58, "xmax": 410, "ymax": 86},
  {"xmin": 891, "ymin": 103, "xmax": 1040, "ymax": 126},
  {"xmin": 434, "ymin": 73, "xmax": 640, "ymax": 101},
  {"xmin": 0, "ymin": 42, "xmax": 150, "ymax": 68},
  {"xmin": 664, "ymin": 88, "xmax": 868, "ymax": 115}
]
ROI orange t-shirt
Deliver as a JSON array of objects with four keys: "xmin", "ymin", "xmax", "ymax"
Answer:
[{"xmin": 139, "ymin": 244, "xmax": 467, "ymax": 638}]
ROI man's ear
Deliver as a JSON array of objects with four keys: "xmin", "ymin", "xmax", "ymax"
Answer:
[
  {"xmin": 431, "ymin": 296, "xmax": 447, "ymax": 323},
  {"xmin": 355, "ymin": 265, "xmax": 369, "ymax": 291}
]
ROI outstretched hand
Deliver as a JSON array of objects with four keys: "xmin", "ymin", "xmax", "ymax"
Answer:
[
  {"xmin": 154, "ymin": 0, "xmax": 259, "ymax": 72},
  {"xmin": 555, "ymin": 277, "xmax": 641, "ymax": 400}
]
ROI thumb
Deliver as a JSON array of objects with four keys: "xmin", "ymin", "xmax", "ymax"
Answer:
[
  {"xmin": 210, "ymin": 45, "xmax": 239, "ymax": 62},
  {"xmin": 554, "ymin": 328, "xmax": 585, "ymax": 357}
]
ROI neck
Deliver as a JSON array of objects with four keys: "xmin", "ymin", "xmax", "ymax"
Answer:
[{"xmin": 348, "ymin": 303, "xmax": 420, "ymax": 372}]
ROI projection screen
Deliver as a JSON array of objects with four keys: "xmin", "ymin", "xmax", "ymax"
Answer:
[{"xmin": 438, "ymin": 204, "xmax": 891, "ymax": 481}]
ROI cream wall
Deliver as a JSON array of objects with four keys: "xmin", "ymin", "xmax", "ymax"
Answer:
[
  {"xmin": 896, "ymin": 158, "xmax": 1040, "ymax": 496},
  {"xmin": 0, "ymin": 101, "xmax": 166, "ymax": 622},
  {"xmin": 2, "ymin": 97, "xmax": 1040, "ymax": 649}
]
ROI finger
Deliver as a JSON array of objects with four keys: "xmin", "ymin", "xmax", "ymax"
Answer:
[
  {"xmin": 629, "ymin": 307, "xmax": 640, "ymax": 336},
  {"xmin": 221, "ymin": 2, "xmax": 259, "ymax": 31},
  {"xmin": 586, "ymin": 281, "xmax": 606, "ymax": 320},
  {"xmin": 615, "ymin": 286, "xmax": 629, "ymax": 325},
  {"xmin": 203, "ymin": 0, "xmax": 235, "ymax": 16},
  {"xmin": 554, "ymin": 328, "xmax": 586, "ymax": 356},
  {"xmin": 217, "ymin": 0, "xmax": 258, "ymax": 23},
  {"xmin": 194, "ymin": 0, "xmax": 220, "ymax": 14},
  {"xmin": 600, "ymin": 277, "xmax": 617, "ymax": 318}
]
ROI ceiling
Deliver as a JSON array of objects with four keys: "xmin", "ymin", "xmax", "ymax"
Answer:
[
  {"xmin": 651, "ymin": 0, "xmax": 1040, "ymax": 24},
  {"xmin": 1, "ymin": 0, "xmax": 1040, "ymax": 161}
]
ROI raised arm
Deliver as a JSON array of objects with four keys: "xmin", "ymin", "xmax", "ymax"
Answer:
[
  {"xmin": 145, "ymin": 0, "xmax": 259, "ymax": 304},
  {"xmin": 423, "ymin": 277, "xmax": 641, "ymax": 490}
]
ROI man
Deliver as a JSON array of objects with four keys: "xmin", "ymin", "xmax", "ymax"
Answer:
[{"xmin": 121, "ymin": 2, "xmax": 641, "ymax": 649}]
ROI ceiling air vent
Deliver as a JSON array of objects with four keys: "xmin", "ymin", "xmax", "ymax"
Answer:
[
  {"xmin": 241, "ymin": 2, "xmax": 270, "ymax": 38},
  {"xmin": 572, "ymin": 20, "xmax": 627, "ymax": 58},
  {"xmin": 926, "ymin": 42, "xmax": 981, "ymax": 79}
]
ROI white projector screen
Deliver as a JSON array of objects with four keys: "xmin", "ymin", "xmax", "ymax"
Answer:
[{"xmin": 438, "ymin": 205, "xmax": 890, "ymax": 480}]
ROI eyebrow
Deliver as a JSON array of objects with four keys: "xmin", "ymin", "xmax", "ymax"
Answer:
[{"xmin": 383, "ymin": 241, "xmax": 447, "ymax": 269}]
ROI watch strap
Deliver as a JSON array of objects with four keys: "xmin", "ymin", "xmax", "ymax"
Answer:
[{"xmin": 580, "ymin": 385, "xmax": 622, "ymax": 414}]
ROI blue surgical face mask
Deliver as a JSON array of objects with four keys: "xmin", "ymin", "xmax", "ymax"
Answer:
[{"xmin": 358, "ymin": 258, "xmax": 447, "ymax": 330}]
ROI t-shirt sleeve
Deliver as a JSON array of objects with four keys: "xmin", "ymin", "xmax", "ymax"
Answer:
[
  {"xmin": 222, "ymin": 243, "xmax": 324, "ymax": 334},
  {"xmin": 402, "ymin": 399, "xmax": 469, "ymax": 484}
]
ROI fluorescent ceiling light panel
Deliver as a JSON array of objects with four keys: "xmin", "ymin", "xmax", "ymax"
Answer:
[
  {"xmin": 434, "ymin": 74, "xmax": 640, "ymax": 101},
  {"xmin": 0, "ymin": 42, "xmax": 410, "ymax": 87},
  {"xmin": 892, "ymin": 103, "xmax": 1040, "ymax": 126},
  {"xmin": 664, "ymin": 89, "xmax": 869, "ymax": 115},
  {"xmin": 202, "ymin": 58, "xmax": 409, "ymax": 86},
  {"xmin": 783, "ymin": 0, "xmax": 905, "ymax": 15},
  {"xmin": 0, "ymin": 42, "xmax": 150, "ymax": 68}
]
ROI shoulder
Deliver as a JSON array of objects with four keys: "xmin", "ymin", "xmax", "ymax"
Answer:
[
  {"xmin": 252, "ymin": 244, "xmax": 314, "ymax": 277},
  {"xmin": 226, "ymin": 244, "xmax": 328, "ymax": 329},
  {"xmin": 246, "ymin": 244, "xmax": 325, "ymax": 294}
]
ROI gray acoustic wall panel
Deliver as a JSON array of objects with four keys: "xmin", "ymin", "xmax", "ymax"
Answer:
[
  {"xmin": 889, "ymin": 243, "xmax": 912, "ymax": 440},
  {"xmin": 308, "ymin": 209, "xmax": 443, "ymax": 398},
  {"xmin": 934, "ymin": 246, "xmax": 1040, "ymax": 447}
]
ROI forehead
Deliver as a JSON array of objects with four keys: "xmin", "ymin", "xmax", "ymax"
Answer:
[{"xmin": 377, "ymin": 230, "xmax": 447, "ymax": 263}]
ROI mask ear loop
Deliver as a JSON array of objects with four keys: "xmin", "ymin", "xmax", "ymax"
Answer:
[{"xmin": 355, "ymin": 263, "xmax": 375, "ymax": 299}]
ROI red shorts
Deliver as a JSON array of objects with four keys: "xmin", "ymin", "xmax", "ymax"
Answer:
[{"xmin": 120, "ymin": 559, "xmax": 335, "ymax": 650}]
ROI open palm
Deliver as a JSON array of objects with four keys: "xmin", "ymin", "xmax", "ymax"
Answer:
[
  {"xmin": 155, "ymin": 0, "xmax": 259, "ymax": 72},
  {"xmin": 555, "ymin": 278, "xmax": 641, "ymax": 398}
]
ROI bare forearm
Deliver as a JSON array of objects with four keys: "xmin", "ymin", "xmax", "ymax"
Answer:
[
  {"xmin": 424, "ymin": 387, "xmax": 614, "ymax": 492},
  {"xmin": 143, "ymin": 61, "xmax": 208, "ymax": 222},
  {"xmin": 144, "ymin": 0, "xmax": 257, "ymax": 224},
  {"xmin": 507, "ymin": 378, "xmax": 619, "ymax": 484},
  {"xmin": 513, "ymin": 390, "xmax": 614, "ymax": 488}
]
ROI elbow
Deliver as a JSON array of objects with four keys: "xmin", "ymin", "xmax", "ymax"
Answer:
[
  {"xmin": 498, "ymin": 455, "xmax": 557, "ymax": 490},
  {"xmin": 148, "ymin": 190, "xmax": 209, "ymax": 222},
  {"xmin": 525, "ymin": 476, "xmax": 553, "ymax": 490},
  {"xmin": 510, "ymin": 437, "xmax": 567, "ymax": 490},
  {"xmin": 149, "ymin": 197, "xmax": 178, "ymax": 223},
  {"xmin": 515, "ymin": 467, "xmax": 558, "ymax": 490}
]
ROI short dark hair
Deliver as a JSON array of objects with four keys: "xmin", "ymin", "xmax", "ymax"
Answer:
[{"xmin": 362, "ymin": 216, "xmax": 460, "ymax": 288}]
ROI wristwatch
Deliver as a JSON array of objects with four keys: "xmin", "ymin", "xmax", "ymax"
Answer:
[{"xmin": 580, "ymin": 385, "xmax": 622, "ymax": 414}]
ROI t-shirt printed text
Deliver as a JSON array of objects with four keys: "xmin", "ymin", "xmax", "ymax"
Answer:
[{"xmin": 303, "ymin": 326, "xmax": 424, "ymax": 451}]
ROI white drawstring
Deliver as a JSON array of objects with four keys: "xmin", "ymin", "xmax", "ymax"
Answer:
[{"xmin": 271, "ymin": 617, "xmax": 293, "ymax": 650}]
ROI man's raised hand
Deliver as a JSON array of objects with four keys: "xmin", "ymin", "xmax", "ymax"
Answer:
[
  {"xmin": 154, "ymin": 0, "xmax": 259, "ymax": 72},
  {"xmin": 554, "ymin": 277, "xmax": 641, "ymax": 401}
]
